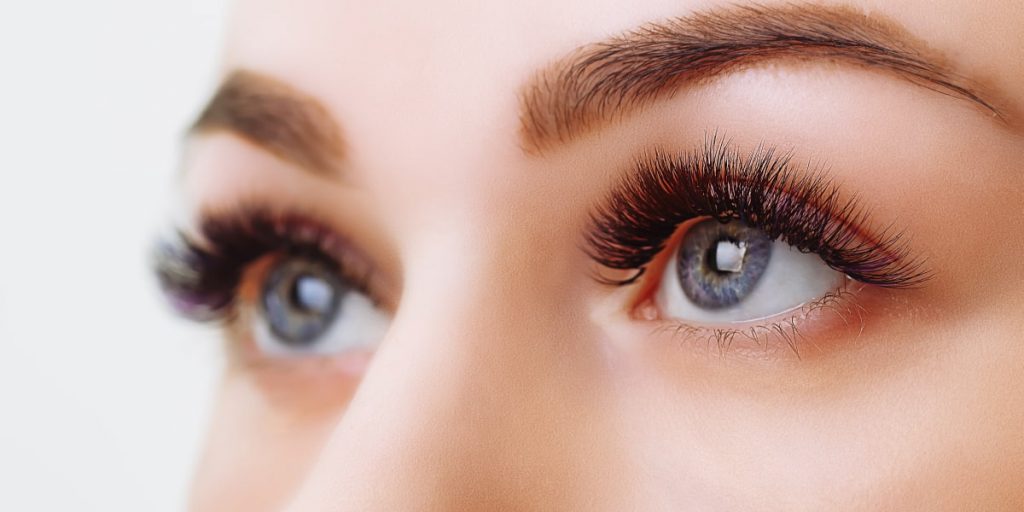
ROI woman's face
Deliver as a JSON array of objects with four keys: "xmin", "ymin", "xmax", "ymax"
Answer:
[{"xmin": 169, "ymin": 0, "xmax": 1024, "ymax": 509}]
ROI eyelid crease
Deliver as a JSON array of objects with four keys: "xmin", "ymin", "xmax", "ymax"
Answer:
[{"xmin": 584, "ymin": 135, "xmax": 932, "ymax": 289}]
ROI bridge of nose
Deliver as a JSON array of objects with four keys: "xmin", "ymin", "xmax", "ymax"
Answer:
[{"xmin": 283, "ymin": 174, "xmax": 635, "ymax": 509}]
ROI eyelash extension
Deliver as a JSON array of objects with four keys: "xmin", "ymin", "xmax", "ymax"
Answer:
[
  {"xmin": 585, "ymin": 136, "xmax": 931, "ymax": 288},
  {"xmin": 153, "ymin": 206, "xmax": 362, "ymax": 322}
]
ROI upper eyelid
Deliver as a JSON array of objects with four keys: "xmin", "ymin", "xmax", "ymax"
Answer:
[
  {"xmin": 153, "ymin": 205, "xmax": 393, "ymax": 322},
  {"xmin": 584, "ymin": 137, "xmax": 930, "ymax": 288}
]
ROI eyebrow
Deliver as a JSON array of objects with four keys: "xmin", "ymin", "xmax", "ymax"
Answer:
[
  {"xmin": 191, "ymin": 70, "xmax": 344, "ymax": 175},
  {"xmin": 518, "ymin": 4, "xmax": 1006, "ymax": 153}
]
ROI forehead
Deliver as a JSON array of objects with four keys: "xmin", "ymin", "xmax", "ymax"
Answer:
[{"xmin": 217, "ymin": 0, "xmax": 1022, "ymax": 174}]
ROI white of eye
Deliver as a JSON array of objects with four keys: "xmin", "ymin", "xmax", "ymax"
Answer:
[
  {"xmin": 658, "ymin": 239, "xmax": 844, "ymax": 323},
  {"xmin": 253, "ymin": 290, "xmax": 390, "ymax": 357}
]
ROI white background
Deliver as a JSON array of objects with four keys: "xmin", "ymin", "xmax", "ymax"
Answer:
[{"xmin": 0, "ymin": 2, "xmax": 229, "ymax": 510}]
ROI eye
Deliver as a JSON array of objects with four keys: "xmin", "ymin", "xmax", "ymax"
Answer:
[
  {"xmin": 254, "ymin": 254, "xmax": 390, "ymax": 357},
  {"xmin": 655, "ymin": 219, "xmax": 845, "ymax": 323},
  {"xmin": 152, "ymin": 207, "xmax": 398, "ymax": 361}
]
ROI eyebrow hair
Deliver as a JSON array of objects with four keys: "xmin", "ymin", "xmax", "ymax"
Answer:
[
  {"xmin": 518, "ymin": 4, "xmax": 1006, "ymax": 153},
  {"xmin": 191, "ymin": 70, "xmax": 344, "ymax": 175}
]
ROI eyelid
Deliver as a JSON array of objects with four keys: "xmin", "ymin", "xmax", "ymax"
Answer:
[
  {"xmin": 584, "ymin": 136, "xmax": 931, "ymax": 289},
  {"xmin": 622, "ymin": 221, "xmax": 868, "ymax": 357},
  {"xmin": 648, "ymin": 284, "xmax": 865, "ymax": 359},
  {"xmin": 153, "ymin": 204, "xmax": 394, "ymax": 323}
]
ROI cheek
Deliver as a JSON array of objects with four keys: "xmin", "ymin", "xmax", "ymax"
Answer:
[
  {"xmin": 600, "ymin": 300, "xmax": 1024, "ymax": 508},
  {"xmin": 190, "ymin": 367, "xmax": 354, "ymax": 512}
]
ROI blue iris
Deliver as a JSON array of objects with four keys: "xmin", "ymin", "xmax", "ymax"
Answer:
[
  {"xmin": 677, "ymin": 219, "xmax": 772, "ymax": 309},
  {"xmin": 262, "ymin": 256, "xmax": 345, "ymax": 346}
]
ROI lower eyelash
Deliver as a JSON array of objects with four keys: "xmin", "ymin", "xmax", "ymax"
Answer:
[{"xmin": 649, "ymin": 285, "xmax": 865, "ymax": 358}]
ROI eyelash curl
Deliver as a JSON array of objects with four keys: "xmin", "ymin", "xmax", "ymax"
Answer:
[
  {"xmin": 153, "ymin": 206, "xmax": 370, "ymax": 323},
  {"xmin": 585, "ymin": 137, "xmax": 931, "ymax": 289}
]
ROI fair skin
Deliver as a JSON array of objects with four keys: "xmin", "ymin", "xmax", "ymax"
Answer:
[{"xmin": 169, "ymin": 0, "xmax": 1024, "ymax": 510}]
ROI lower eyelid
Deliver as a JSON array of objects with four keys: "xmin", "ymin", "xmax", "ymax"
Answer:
[
  {"xmin": 222, "ymin": 301, "xmax": 376, "ymax": 378},
  {"xmin": 641, "ymin": 281, "xmax": 871, "ymax": 360},
  {"xmin": 223, "ymin": 332, "xmax": 370, "ymax": 412}
]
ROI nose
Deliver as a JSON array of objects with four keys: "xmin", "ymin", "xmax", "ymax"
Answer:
[{"xmin": 283, "ymin": 245, "xmax": 629, "ymax": 510}]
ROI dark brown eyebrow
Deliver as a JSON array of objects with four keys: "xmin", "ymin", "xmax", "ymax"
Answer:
[
  {"xmin": 191, "ymin": 70, "xmax": 344, "ymax": 175},
  {"xmin": 518, "ymin": 4, "xmax": 1007, "ymax": 154}
]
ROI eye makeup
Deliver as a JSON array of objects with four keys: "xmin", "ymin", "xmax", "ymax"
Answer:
[
  {"xmin": 153, "ymin": 205, "xmax": 382, "ymax": 325},
  {"xmin": 157, "ymin": 137, "xmax": 929, "ymax": 362},
  {"xmin": 584, "ymin": 136, "xmax": 931, "ymax": 290}
]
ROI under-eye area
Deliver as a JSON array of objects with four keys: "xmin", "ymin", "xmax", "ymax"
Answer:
[{"xmin": 648, "ymin": 285, "xmax": 866, "ymax": 358}]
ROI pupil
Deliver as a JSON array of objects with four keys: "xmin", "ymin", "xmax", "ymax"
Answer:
[{"xmin": 291, "ymin": 274, "xmax": 335, "ymax": 314}]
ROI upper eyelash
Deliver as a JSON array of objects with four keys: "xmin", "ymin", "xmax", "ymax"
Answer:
[
  {"xmin": 585, "ymin": 136, "xmax": 931, "ymax": 288},
  {"xmin": 153, "ymin": 206, "xmax": 360, "ymax": 322}
]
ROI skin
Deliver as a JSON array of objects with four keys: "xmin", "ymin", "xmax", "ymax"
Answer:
[{"xmin": 180, "ymin": 0, "xmax": 1024, "ymax": 510}]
